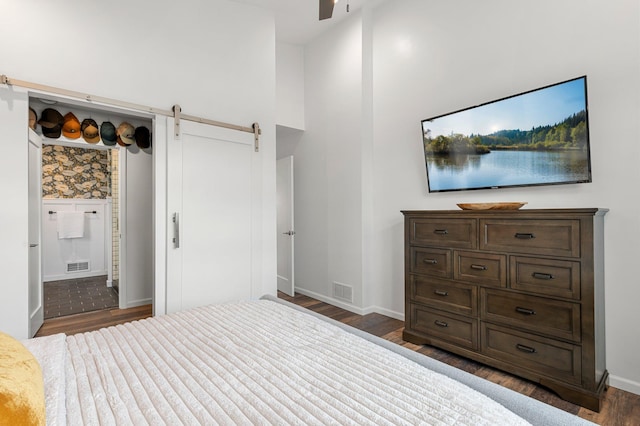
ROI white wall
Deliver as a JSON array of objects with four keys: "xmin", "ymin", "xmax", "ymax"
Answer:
[
  {"xmin": 295, "ymin": 0, "xmax": 640, "ymax": 395},
  {"xmin": 0, "ymin": 0, "xmax": 277, "ymax": 337},
  {"xmin": 294, "ymin": 13, "xmax": 365, "ymax": 307},
  {"xmin": 276, "ymin": 42, "xmax": 305, "ymax": 130},
  {"xmin": 0, "ymin": 88, "xmax": 29, "ymax": 338},
  {"xmin": 275, "ymin": 42, "xmax": 305, "ymax": 160},
  {"xmin": 42, "ymin": 199, "xmax": 109, "ymax": 281}
]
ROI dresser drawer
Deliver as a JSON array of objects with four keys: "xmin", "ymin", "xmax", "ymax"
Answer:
[
  {"xmin": 410, "ymin": 247, "xmax": 451, "ymax": 278},
  {"xmin": 411, "ymin": 305, "xmax": 478, "ymax": 350},
  {"xmin": 481, "ymin": 323, "xmax": 581, "ymax": 384},
  {"xmin": 408, "ymin": 218, "xmax": 477, "ymax": 249},
  {"xmin": 510, "ymin": 256, "xmax": 581, "ymax": 300},
  {"xmin": 409, "ymin": 275, "xmax": 477, "ymax": 316},
  {"xmin": 481, "ymin": 288, "xmax": 581, "ymax": 342},
  {"xmin": 480, "ymin": 219, "xmax": 580, "ymax": 257},
  {"xmin": 454, "ymin": 251, "xmax": 506, "ymax": 288}
]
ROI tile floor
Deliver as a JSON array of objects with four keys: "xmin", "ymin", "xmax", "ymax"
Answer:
[{"xmin": 44, "ymin": 275, "xmax": 119, "ymax": 319}]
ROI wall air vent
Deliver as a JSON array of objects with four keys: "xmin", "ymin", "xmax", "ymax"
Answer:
[
  {"xmin": 66, "ymin": 261, "xmax": 90, "ymax": 273},
  {"xmin": 332, "ymin": 282, "xmax": 353, "ymax": 303}
]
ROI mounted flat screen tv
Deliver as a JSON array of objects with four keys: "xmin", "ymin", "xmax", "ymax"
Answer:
[{"xmin": 421, "ymin": 76, "xmax": 592, "ymax": 193}]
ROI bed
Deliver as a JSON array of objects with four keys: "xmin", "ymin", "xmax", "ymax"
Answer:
[{"xmin": 12, "ymin": 295, "xmax": 595, "ymax": 425}]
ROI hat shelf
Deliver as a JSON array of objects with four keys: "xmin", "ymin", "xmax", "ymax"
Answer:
[{"xmin": 29, "ymin": 96, "xmax": 153, "ymax": 151}]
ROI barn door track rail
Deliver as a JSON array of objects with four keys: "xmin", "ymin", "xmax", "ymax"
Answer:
[{"xmin": 1, "ymin": 74, "xmax": 261, "ymax": 152}]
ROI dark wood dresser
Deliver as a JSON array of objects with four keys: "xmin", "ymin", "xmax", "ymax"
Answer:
[{"xmin": 402, "ymin": 208, "xmax": 608, "ymax": 411}]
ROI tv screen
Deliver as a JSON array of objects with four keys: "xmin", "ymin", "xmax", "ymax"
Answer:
[{"xmin": 421, "ymin": 76, "xmax": 592, "ymax": 193}]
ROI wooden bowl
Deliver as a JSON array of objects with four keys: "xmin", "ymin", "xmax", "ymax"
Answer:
[{"xmin": 456, "ymin": 202, "xmax": 527, "ymax": 210}]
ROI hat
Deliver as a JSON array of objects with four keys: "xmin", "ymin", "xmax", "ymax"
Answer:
[
  {"xmin": 28, "ymin": 108, "xmax": 37, "ymax": 131},
  {"xmin": 116, "ymin": 122, "xmax": 136, "ymax": 146},
  {"xmin": 37, "ymin": 108, "xmax": 64, "ymax": 138},
  {"xmin": 62, "ymin": 112, "xmax": 81, "ymax": 139},
  {"xmin": 134, "ymin": 126, "xmax": 151, "ymax": 149},
  {"xmin": 100, "ymin": 122, "xmax": 117, "ymax": 146},
  {"xmin": 81, "ymin": 118, "xmax": 100, "ymax": 144}
]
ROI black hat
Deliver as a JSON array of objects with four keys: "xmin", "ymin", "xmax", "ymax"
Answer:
[
  {"xmin": 100, "ymin": 121, "xmax": 117, "ymax": 146},
  {"xmin": 37, "ymin": 108, "xmax": 64, "ymax": 138},
  {"xmin": 134, "ymin": 126, "xmax": 151, "ymax": 149},
  {"xmin": 81, "ymin": 118, "xmax": 100, "ymax": 144}
]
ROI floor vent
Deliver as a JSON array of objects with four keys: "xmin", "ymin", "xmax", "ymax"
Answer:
[
  {"xmin": 332, "ymin": 282, "xmax": 353, "ymax": 303},
  {"xmin": 66, "ymin": 261, "xmax": 90, "ymax": 273}
]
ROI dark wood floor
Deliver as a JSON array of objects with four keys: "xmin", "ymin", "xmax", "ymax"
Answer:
[
  {"xmin": 34, "ymin": 293, "xmax": 639, "ymax": 425},
  {"xmin": 35, "ymin": 304, "xmax": 152, "ymax": 337}
]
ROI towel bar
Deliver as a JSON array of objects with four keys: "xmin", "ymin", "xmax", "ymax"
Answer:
[{"xmin": 48, "ymin": 210, "xmax": 97, "ymax": 214}]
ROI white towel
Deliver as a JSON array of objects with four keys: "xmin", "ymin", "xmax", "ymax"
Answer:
[{"xmin": 56, "ymin": 211, "xmax": 85, "ymax": 239}]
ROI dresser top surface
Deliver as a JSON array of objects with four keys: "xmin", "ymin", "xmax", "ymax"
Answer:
[{"xmin": 402, "ymin": 208, "xmax": 608, "ymax": 217}]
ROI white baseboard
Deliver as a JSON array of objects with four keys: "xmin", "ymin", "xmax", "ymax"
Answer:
[
  {"xmin": 364, "ymin": 305, "xmax": 404, "ymax": 321},
  {"xmin": 125, "ymin": 298, "xmax": 152, "ymax": 309},
  {"xmin": 293, "ymin": 287, "xmax": 405, "ymax": 321},
  {"xmin": 44, "ymin": 270, "xmax": 109, "ymax": 282},
  {"xmin": 609, "ymin": 374, "xmax": 640, "ymax": 396},
  {"xmin": 294, "ymin": 288, "xmax": 366, "ymax": 315}
]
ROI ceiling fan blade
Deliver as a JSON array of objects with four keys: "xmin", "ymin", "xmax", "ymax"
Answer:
[{"xmin": 319, "ymin": 0, "xmax": 335, "ymax": 20}]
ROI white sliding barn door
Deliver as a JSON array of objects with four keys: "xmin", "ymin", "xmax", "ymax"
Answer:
[{"xmin": 166, "ymin": 119, "xmax": 256, "ymax": 313}]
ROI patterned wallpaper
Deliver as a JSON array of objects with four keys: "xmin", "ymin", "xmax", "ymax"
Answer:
[{"xmin": 42, "ymin": 144, "xmax": 111, "ymax": 199}]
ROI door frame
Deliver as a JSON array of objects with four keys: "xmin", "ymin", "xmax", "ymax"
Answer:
[{"xmin": 24, "ymin": 88, "xmax": 162, "ymax": 322}]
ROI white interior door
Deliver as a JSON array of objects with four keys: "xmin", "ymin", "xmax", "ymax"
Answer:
[
  {"xmin": 277, "ymin": 156, "xmax": 295, "ymax": 296},
  {"xmin": 28, "ymin": 130, "xmax": 43, "ymax": 337},
  {"xmin": 166, "ymin": 119, "xmax": 256, "ymax": 313}
]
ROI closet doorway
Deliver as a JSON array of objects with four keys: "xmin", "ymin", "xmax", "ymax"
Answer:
[{"xmin": 29, "ymin": 95, "xmax": 154, "ymax": 331}]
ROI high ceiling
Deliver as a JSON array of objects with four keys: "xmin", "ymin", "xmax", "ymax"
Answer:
[{"xmin": 231, "ymin": 0, "xmax": 367, "ymax": 45}]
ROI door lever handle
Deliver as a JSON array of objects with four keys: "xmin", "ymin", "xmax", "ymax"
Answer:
[
  {"xmin": 282, "ymin": 230, "xmax": 296, "ymax": 236},
  {"xmin": 29, "ymin": 243, "xmax": 38, "ymax": 248}
]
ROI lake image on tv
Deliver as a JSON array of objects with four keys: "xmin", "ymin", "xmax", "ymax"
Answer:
[
  {"xmin": 422, "ymin": 77, "xmax": 591, "ymax": 192},
  {"xmin": 426, "ymin": 150, "xmax": 590, "ymax": 192}
]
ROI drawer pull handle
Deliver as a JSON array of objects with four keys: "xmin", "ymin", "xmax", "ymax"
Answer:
[
  {"xmin": 423, "ymin": 258, "xmax": 438, "ymax": 264},
  {"xmin": 433, "ymin": 229, "xmax": 448, "ymax": 235},
  {"xmin": 434, "ymin": 290, "xmax": 449, "ymax": 297},
  {"xmin": 532, "ymin": 272, "xmax": 554, "ymax": 280},
  {"xmin": 515, "ymin": 306, "xmax": 536, "ymax": 315},
  {"xmin": 470, "ymin": 264, "xmax": 487, "ymax": 271},
  {"xmin": 514, "ymin": 233, "xmax": 535, "ymax": 239},
  {"xmin": 516, "ymin": 343, "xmax": 537, "ymax": 354},
  {"xmin": 434, "ymin": 320, "xmax": 448, "ymax": 328}
]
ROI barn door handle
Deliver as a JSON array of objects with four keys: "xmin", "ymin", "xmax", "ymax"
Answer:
[{"xmin": 173, "ymin": 213, "xmax": 180, "ymax": 248}]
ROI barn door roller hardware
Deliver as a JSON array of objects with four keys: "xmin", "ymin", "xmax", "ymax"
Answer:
[{"xmin": 1, "ymin": 73, "xmax": 261, "ymax": 151}]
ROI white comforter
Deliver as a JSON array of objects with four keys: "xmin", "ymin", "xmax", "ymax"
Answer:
[{"xmin": 29, "ymin": 300, "xmax": 532, "ymax": 425}]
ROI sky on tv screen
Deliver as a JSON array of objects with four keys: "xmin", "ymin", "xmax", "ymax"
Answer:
[{"xmin": 425, "ymin": 78, "xmax": 586, "ymax": 137}]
